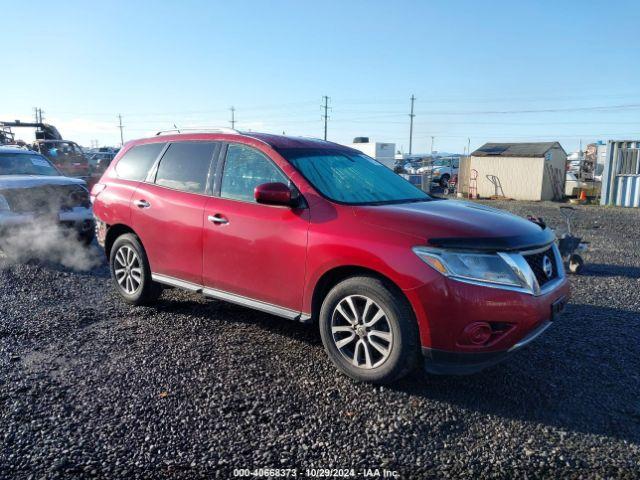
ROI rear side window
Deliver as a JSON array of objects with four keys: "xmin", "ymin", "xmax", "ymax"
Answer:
[
  {"xmin": 220, "ymin": 144, "xmax": 288, "ymax": 202},
  {"xmin": 115, "ymin": 143, "xmax": 165, "ymax": 181},
  {"xmin": 154, "ymin": 142, "xmax": 216, "ymax": 194}
]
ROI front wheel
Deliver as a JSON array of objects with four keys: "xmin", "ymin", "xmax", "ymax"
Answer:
[
  {"xmin": 319, "ymin": 276, "xmax": 419, "ymax": 384},
  {"xmin": 110, "ymin": 233, "xmax": 162, "ymax": 305},
  {"xmin": 79, "ymin": 229, "xmax": 95, "ymax": 246},
  {"xmin": 439, "ymin": 174, "xmax": 450, "ymax": 188}
]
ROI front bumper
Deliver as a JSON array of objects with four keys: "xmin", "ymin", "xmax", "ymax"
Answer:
[
  {"xmin": 0, "ymin": 208, "xmax": 94, "ymax": 235},
  {"xmin": 422, "ymin": 317, "xmax": 558, "ymax": 375},
  {"xmin": 405, "ymin": 261, "xmax": 570, "ymax": 375}
]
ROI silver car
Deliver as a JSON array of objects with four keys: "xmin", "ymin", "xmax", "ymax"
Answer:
[{"xmin": 0, "ymin": 146, "xmax": 94, "ymax": 244}]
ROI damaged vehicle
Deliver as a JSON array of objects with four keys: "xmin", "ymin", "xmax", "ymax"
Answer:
[
  {"xmin": 33, "ymin": 140, "xmax": 89, "ymax": 178},
  {"xmin": 0, "ymin": 146, "xmax": 95, "ymax": 247},
  {"xmin": 93, "ymin": 130, "xmax": 569, "ymax": 384}
]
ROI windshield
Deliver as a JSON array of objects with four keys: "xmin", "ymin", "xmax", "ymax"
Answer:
[
  {"xmin": 280, "ymin": 148, "xmax": 430, "ymax": 205},
  {"xmin": 0, "ymin": 153, "xmax": 60, "ymax": 176}
]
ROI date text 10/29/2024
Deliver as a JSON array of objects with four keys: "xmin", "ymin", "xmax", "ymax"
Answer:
[{"xmin": 233, "ymin": 468, "xmax": 401, "ymax": 478}]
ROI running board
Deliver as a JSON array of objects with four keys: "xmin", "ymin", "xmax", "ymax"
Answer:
[{"xmin": 151, "ymin": 273, "xmax": 311, "ymax": 323}]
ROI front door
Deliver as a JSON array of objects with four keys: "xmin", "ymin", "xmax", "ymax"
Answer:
[
  {"xmin": 202, "ymin": 143, "xmax": 309, "ymax": 312},
  {"xmin": 130, "ymin": 141, "xmax": 218, "ymax": 285}
]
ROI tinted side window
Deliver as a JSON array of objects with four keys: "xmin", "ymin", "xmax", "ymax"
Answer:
[
  {"xmin": 155, "ymin": 142, "xmax": 215, "ymax": 194},
  {"xmin": 220, "ymin": 144, "xmax": 288, "ymax": 203},
  {"xmin": 115, "ymin": 143, "xmax": 165, "ymax": 181}
]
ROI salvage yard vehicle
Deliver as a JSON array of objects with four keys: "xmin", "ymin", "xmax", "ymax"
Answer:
[
  {"xmin": 0, "ymin": 120, "xmax": 90, "ymax": 178},
  {"xmin": 0, "ymin": 146, "xmax": 95, "ymax": 245},
  {"xmin": 415, "ymin": 157, "xmax": 460, "ymax": 188},
  {"xmin": 88, "ymin": 151, "xmax": 117, "ymax": 175},
  {"xmin": 33, "ymin": 140, "xmax": 89, "ymax": 178},
  {"xmin": 92, "ymin": 130, "xmax": 569, "ymax": 383}
]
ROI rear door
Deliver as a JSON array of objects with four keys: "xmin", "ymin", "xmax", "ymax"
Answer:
[
  {"xmin": 202, "ymin": 143, "xmax": 309, "ymax": 312},
  {"xmin": 130, "ymin": 141, "xmax": 219, "ymax": 285}
]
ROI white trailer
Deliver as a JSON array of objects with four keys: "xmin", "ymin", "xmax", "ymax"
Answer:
[{"xmin": 347, "ymin": 138, "xmax": 396, "ymax": 169}]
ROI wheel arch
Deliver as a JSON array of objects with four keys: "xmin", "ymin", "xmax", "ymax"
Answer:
[
  {"xmin": 104, "ymin": 223, "xmax": 138, "ymax": 260},
  {"xmin": 309, "ymin": 265, "xmax": 412, "ymax": 324}
]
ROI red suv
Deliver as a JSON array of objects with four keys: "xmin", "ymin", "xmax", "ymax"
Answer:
[{"xmin": 92, "ymin": 130, "xmax": 569, "ymax": 383}]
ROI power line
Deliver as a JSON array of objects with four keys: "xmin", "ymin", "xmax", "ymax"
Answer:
[
  {"xmin": 408, "ymin": 95, "xmax": 416, "ymax": 154},
  {"xmin": 321, "ymin": 96, "xmax": 330, "ymax": 140},
  {"xmin": 416, "ymin": 103, "xmax": 640, "ymax": 116}
]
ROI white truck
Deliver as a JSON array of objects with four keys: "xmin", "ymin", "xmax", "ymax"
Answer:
[{"xmin": 417, "ymin": 156, "xmax": 460, "ymax": 187}]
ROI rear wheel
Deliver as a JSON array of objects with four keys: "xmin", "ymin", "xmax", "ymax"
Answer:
[
  {"xmin": 110, "ymin": 233, "xmax": 162, "ymax": 305},
  {"xmin": 319, "ymin": 276, "xmax": 418, "ymax": 383}
]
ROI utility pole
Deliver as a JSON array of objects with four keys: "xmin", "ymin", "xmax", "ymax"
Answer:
[
  {"xmin": 321, "ymin": 96, "xmax": 330, "ymax": 140},
  {"xmin": 117, "ymin": 114, "xmax": 124, "ymax": 146},
  {"xmin": 230, "ymin": 107, "xmax": 236, "ymax": 129},
  {"xmin": 409, "ymin": 95, "xmax": 416, "ymax": 154}
]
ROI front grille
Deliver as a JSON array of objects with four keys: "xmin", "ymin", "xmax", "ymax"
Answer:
[
  {"xmin": 523, "ymin": 247, "xmax": 558, "ymax": 287},
  {"xmin": 1, "ymin": 185, "xmax": 90, "ymax": 214}
]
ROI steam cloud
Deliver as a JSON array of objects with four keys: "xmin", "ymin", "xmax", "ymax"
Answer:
[{"xmin": 0, "ymin": 219, "xmax": 102, "ymax": 271}]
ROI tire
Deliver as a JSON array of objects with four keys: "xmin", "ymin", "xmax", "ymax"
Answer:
[
  {"xmin": 319, "ymin": 275, "xmax": 419, "ymax": 384},
  {"xmin": 568, "ymin": 254, "xmax": 584, "ymax": 274},
  {"xmin": 439, "ymin": 174, "xmax": 450, "ymax": 188},
  {"xmin": 109, "ymin": 233, "xmax": 162, "ymax": 305},
  {"xmin": 79, "ymin": 229, "xmax": 95, "ymax": 246}
]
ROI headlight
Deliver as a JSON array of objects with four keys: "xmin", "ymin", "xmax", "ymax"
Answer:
[
  {"xmin": 432, "ymin": 169, "xmax": 441, "ymax": 176},
  {"xmin": 412, "ymin": 247, "xmax": 524, "ymax": 287},
  {"xmin": 0, "ymin": 194, "xmax": 10, "ymax": 212}
]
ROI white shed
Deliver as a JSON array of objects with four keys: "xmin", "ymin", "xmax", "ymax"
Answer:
[{"xmin": 467, "ymin": 142, "xmax": 567, "ymax": 201}]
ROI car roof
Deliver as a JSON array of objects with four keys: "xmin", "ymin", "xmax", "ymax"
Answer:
[
  {"xmin": 242, "ymin": 132, "xmax": 348, "ymax": 150},
  {"xmin": 143, "ymin": 130, "xmax": 354, "ymax": 152},
  {"xmin": 0, "ymin": 145, "xmax": 39, "ymax": 154}
]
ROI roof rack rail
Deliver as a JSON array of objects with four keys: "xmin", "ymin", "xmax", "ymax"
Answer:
[{"xmin": 155, "ymin": 127, "xmax": 240, "ymax": 136}]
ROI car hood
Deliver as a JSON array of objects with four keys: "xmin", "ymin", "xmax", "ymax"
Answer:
[
  {"xmin": 0, "ymin": 175, "xmax": 86, "ymax": 190},
  {"xmin": 354, "ymin": 199, "xmax": 554, "ymax": 251}
]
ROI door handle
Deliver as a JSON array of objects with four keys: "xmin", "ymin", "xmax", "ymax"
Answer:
[
  {"xmin": 208, "ymin": 214, "xmax": 229, "ymax": 225},
  {"xmin": 134, "ymin": 199, "xmax": 151, "ymax": 208}
]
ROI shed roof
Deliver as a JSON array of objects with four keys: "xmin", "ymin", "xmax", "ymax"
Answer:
[{"xmin": 471, "ymin": 142, "xmax": 564, "ymax": 158}]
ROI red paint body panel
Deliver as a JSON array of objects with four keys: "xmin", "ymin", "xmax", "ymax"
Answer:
[
  {"xmin": 130, "ymin": 183, "xmax": 207, "ymax": 284},
  {"xmin": 202, "ymin": 196, "xmax": 309, "ymax": 310},
  {"xmin": 404, "ymin": 278, "xmax": 570, "ymax": 352},
  {"xmin": 93, "ymin": 132, "xmax": 571, "ymax": 361},
  {"xmin": 91, "ymin": 177, "xmax": 137, "ymax": 227}
]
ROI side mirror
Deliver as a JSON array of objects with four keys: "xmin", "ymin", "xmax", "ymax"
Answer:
[{"xmin": 254, "ymin": 182, "xmax": 293, "ymax": 206}]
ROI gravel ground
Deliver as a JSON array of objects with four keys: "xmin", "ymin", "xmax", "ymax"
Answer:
[{"xmin": 1, "ymin": 201, "xmax": 639, "ymax": 479}]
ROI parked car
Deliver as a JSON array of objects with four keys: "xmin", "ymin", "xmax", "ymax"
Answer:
[
  {"xmin": 0, "ymin": 146, "xmax": 95, "ymax": 244},
  {"xmin": 33, "ymin": 140, "xmax": 89, "ymax": 178},
  {"xmin": 92, "ymin": 131, "xmax": 569, "ymax": 383},
  {"xmin": 88, "ymin": 152, "xmax": 117, "ymax": 172}
]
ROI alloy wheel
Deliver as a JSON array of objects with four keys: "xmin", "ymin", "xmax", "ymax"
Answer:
[
  {"xmin": 114, "ymin": 245, "xmax": 142, "ymax": 295},
  {"xmin": 331, "ymin": 295, "xmax": 393, "ymax": 369}
]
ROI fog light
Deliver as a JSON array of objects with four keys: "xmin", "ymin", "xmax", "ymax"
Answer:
[{"xmin": 462, "ymin": 322, "xmax": 492, "ymax": 345}]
